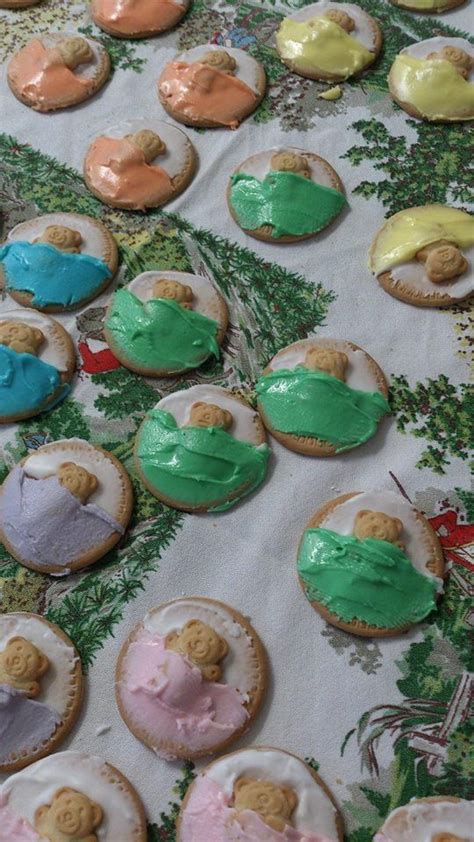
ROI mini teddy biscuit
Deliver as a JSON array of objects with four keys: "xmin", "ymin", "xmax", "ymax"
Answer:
[
  {"xmin": 0, "ymin": 613, "xmax": 83, "ymax": 773},
  {"xmin": 134, "ymin": 385, "xmax": 269, "ymax": 512},
  {"xmin": 91, "ymin": 0, "xmax": 190, "ymax": 38},
  {"xmin": 297, "ymin": 489, "xmax": 445, "ymax": 637},
  {"xmin": 388, "ymin": 37, "xmax": 474, "ymax": 123},
  {"xmin": 0, "ymin": 751, "xmax": 147, "ymax": 841},
  {"xmin": 104, "ymin": 270, "xmax": 228, "ymax": 376},
  {"xmin": 370, "ymin": 205, "xmax": 474, "ymax": 308},
  {"xmin": 116, "ymin": 597, "xmax": 268, "ymax": 759},
  {"xmin": 0, "ymin": 309, "xmax": 75, "ymax": 424},
  {"xmin": 0, "ymin": 213, "xmax": 118, "ymax": 312},
  {"xmin": 276, "ymin": 1, "xmax": 382, "ymax": 83},
  {"xmin": 0, "ymin": 438, "xmax": 133, "ymax": 575},
  {"xmin": 256, "ymin": 339, "xmax": 390, "ymax": 455},
  {"xmin": 374, "ymin": 797, "xmax": 474, "ymax": 842},
  {"xmin": 7, "ymin": 34, "xmax": 110, "ymax": 112},
  {"xmin": 228, "ymin": 147, "xmax": 347, "ymax": 243},
  {"xmin": 177, "ymin": 746, "xmax": 344, "ymax": 841},
  {"xmin": 158, "ymin": 44, "xmax": 266, "ymax": 129},
  {"xmin": 84, "ymin": 120, "xmax": 196, "ymax": 211}
]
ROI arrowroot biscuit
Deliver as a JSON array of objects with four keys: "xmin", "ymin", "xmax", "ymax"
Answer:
[
  {"xmin": 389, "ymin": 0, "xmax": 466, "ymax": 12},
  {"xmin": 134, "ymin": 385, "xmax": 269, "ymax": 512},
  {"xmin": 276, "ymin": 1, "xmax": 382, "ymax": 82},
  {"xmin": 7, "ymin": 33, "xmax": 110, "ymax": 112},
  {"xmin": 0, "ymin": 751, "xmax": 147, "ymax": 841},
  {"xmin": 116, "ymin": 597, "xmax": 268, "ymax": 760},
  {"xmin": 84, "ymin": 120, "xmax": 197, "ymax": 210},
  {"xmin": 0, "ymin": 613, "xmax": 83, "ymax": 773},
  {"xmin": 370, "ymin": 205, "xmax": 474, "ymax": 307},
  {"xmin": 0, "ymin": 438, "xmax": 133, "ymax": 575},
  {"xmin": 177, "ymin": 747, "xmax": 344, "ymax": 841},
  {"xmin": 374, "ymin": 796, "xmax": 474, "ymax": 842},
  {"xmin": 228, "ymin": 147, "xmax": 347, "ymax": 243},
  {"xmin": 256, "ymin": 339, "xmax": 390, "ymax": 455},
  {"xmin": 91, "ymin": 0, "xmax": 190, "ymax": 38},
  {"xmin": 158, "ymin": 44, "xmax": 266, "ymax": 128},
  {"xmin": 104, "ymin": 270, "xmax": 228, "ymax": 376},
  {"xmin": 0, "ymin": 309, "xmax": 75, "ymax": 424},
  {"xmin": 0, "ymin": 213, "xmax": 118, "ymax": 312},
  {"xmin": 297, "ymin": 490, "xmax": 445, "ymax": 637},
  {"xmin": 388, "ymin": 37, "xmax": 474, "ymax": 122}
]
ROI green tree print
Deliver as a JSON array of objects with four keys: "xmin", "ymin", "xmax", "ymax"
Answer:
[{"xmin": 389, "ymin": 373, "xmax": 473, "ymax": 474}]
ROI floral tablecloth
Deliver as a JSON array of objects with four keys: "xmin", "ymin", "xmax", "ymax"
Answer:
[{"xmin": 0, "ymin": 0, "xmax": 472, "ymax": 837}]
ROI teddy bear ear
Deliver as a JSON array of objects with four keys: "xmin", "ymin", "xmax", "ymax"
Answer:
[
  {"xmin": 219, "ymin": 637, "xmax": 229, "ymax": 659},
  {"xmin": 184, "ymin": 619, "xmax": 201, "ymax": 630},
  {"xmin": 32, "ymin": 327, "xmax": 44, "ymax": 345},
  {"xmin": 91, "ymin": 801, "xmax": 103, "ymax": 827},
  {"xmin": 234, "ymin": 777, "xmax": 251, "ymax": 793},
  {"xmin": 356, "ymin": 510, "xmax": 370, "ymax": 519},
  {"xmin": 393, "ymin": 517, "xmax": 404, "ymax": 533},
  {"xmin": 37, "ymin": 651, "xmax": 49, "ymax": 676},
  {"xmin": 34, "ymin": 804, "xmax": 49, "ymax": 823},
  {"xmin": 184, "ymin": 285, "xmax": 193, "ymax": 301},
  {"xmin": 165, "ymin": 631, "xmax": 179, "ymax": 647},
  {"xmin": 223, "ymin": 409, "xmax": 233, "ymax": 427},
  {"xmin": 6, "ymin": 635, "xmax": 23, "ymax": 645},
  {"xmin": 191, "ymin": 402, "xmax": 206, "ymax": 410},
  {"xmin": 282, "ymin": 785, "xmax": 298, "ymax": 811},
  {"xmin": 54, "ymin": 787, "xmax": 77, "ymax": 799}
]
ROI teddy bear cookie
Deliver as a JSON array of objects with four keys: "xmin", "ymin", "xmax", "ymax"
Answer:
[
  {"xmin": 0, "ymin": 751, "xmax": 147, "ymax": 841},
  {"xmin": 256, "ymin": 339, "xmax": 390, "ymax": 455},
  {"xmin": 0, "ymin": 213, "xmax": 118, "ymax": 312},
  {"xmin": 228, "ymin": 147, "xmax": 347, "ymax": 243},
  {"xmin": 84, "ymin": 120, "xmax": 196, "ymax": 211},
  {"xmin": 0, "ymin": 613, "xmax": 83, "ymax": 773},
  {"xmin": 370, "ymin": 205, "xmax": 474, "ymax": 307},
  {"xmin": 389, "ymin": 0, "xmax": 465, "ymax": 12},
  {"xmin": 0, "ymin": 309, "xmax": 75, "ymax": 423},
  {"xmin": 7, "ymin": 34, "xmax": 110, "ymax": 112},
  {"xmin": 0, "ymin": 438, "xmax": 133, "ymax": 574},
  {"xmin": 276, "ymin": 1, "xmax": 382, "ymax": 82},
  {"xmin": 116, "ymin": 597, "xmax": 267, "ymax": 759},
  {"xmin": 177, "ymin": 747, "xmax": 344, "ymax": 841},
  {"xmin": 104, "ymin": 270, "xmax": 228, "ymax": 376},
  {"xmin": 297, "ymin": 489, "xmax": 445, "ymax": 637},
  {"xmin": 91, "ymin": 0, "xmax": 190, "ymax": 38},
  {"xmin": 158, "ymin": 45, "xmax": 266, "ymax": 129},
  {"xmin": 135, "ymin": 385, "xmax": 269, "ymax": 512},
  {"xmin": 388, "ymin": 37, "xmax": 474, "ymax": 122},
  {"xmin": 374, "ymin": 797, "xmax": 474, "ymax": 842}
]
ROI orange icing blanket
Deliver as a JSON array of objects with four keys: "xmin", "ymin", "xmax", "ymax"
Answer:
[
  {"xmin": 9, "ymin": 40, "xmax": 93, "ymax": 109},
  {"xmin": 93, "ymin": 0, "xmax": 185, "ymax": 33},
  {"xmin": 85, "ymin": 137, "xmax": 174, "ymax": 210}
]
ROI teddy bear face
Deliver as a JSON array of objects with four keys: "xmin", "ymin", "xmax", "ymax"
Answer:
[
  {"xmin": 188, "ymin": 401, "xmax": 234, "ymax": 430},
  {"xmin": 0, "ymin": 636, "xmax": 49, "ymax": 698},
  {"xmin": 35, "ymin": 787, "xmax": 103, "ymax": 842},
  {"xmin": 57, "ymin": 462, "xmax": 99, "ymax": 504},
  {"xmin": 166, "ymin": 619, "xmax": 229, "ymax": 681},
  {"xmin": 427, "ymin": 46, "xmax": 472, "ymax": 79},
  {"xmin": 58, "ymin": 37, "xmax": 94, "ymax": 70},
  {"xmin": 130, "ymin": 130, "xmax": 166, "ymax": 163},
  {"xmin": 37, "ymin": 225, "xmax": 83, "ymax": 254},
  {"xmin": 303, "ymin": 347, "xmax": 348, "ymax": 381},
  {"xmin": 153, "ymin": 279, "xmax": 194, "ymax": 310},
  {"xmin": 233, "ymin": 778, "xmax": 298, "ymax": 832},
  {"xmin": 354, "ymin": 510, "xmax": 404, "ymax": 548},
  {"xmin": 200, "ymin": 50, "xmax": 236, "ymax": 74},
  {"xmin": 0, "ymin": 321, "xmax": 44, "ymax": 356},
  {"xmin": 324, "ymin": 8, "xmax": 355, "ymax": 32},
  {"xmin": 270, "ymin": 151, "xmax": 311, "ymax": 179},
  {"xmin": 417, "ymin": 241, "xmax": 468, "ymax": 284}
]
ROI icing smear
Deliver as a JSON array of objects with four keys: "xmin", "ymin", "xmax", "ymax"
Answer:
[
  {"xmin": 180, "ymin": 776, "xmax": 337, "ymax": 842},
  {"xmin": 159, "ymin": 62, "xmax": 258, "ymax": 128},
  {"xmin": 297, "ymin": 528, "xmax": 438, "ymax": 628},
  {"xmin": 93, "ymin": 0, "xmax": 186, "ymax": 34},
  {"xmin": 276, "ymin": 17, "xmax": 374, "ymax": 78},
  {"xmin": 8, "ymin": 39, "xmax": 93, "ymax": 111},
  {"xmin": 0, "ymin": 685, "xmax": 61, "ymax": 766},
  {"xmin": 389, "ymin": 54, "xmax": 474, "ymax": 121},
  {"xmin": 84, "ymin": 136, "xmax": 174, "ymax": 210},
  {"xmin": 0, "ymin": 241, "xmax": 111, "ymax": 309},
  {"xmin": 0, "ymin": 466, "xmax": 124, "ymax": 569},
  {"xmin": 118, "ymin": 630, "xmax": 248, "ymax": 754},
  {"xmin": 0, "ymin": 346, "xmax": 68, "ymax": 418},
  {"xmin": 370, "ymin": 205, "xmax": 474, "ymax": 275},
  {"xmin": 0, "ymin": 803, "xmax": 41, "ymax": 842}
]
